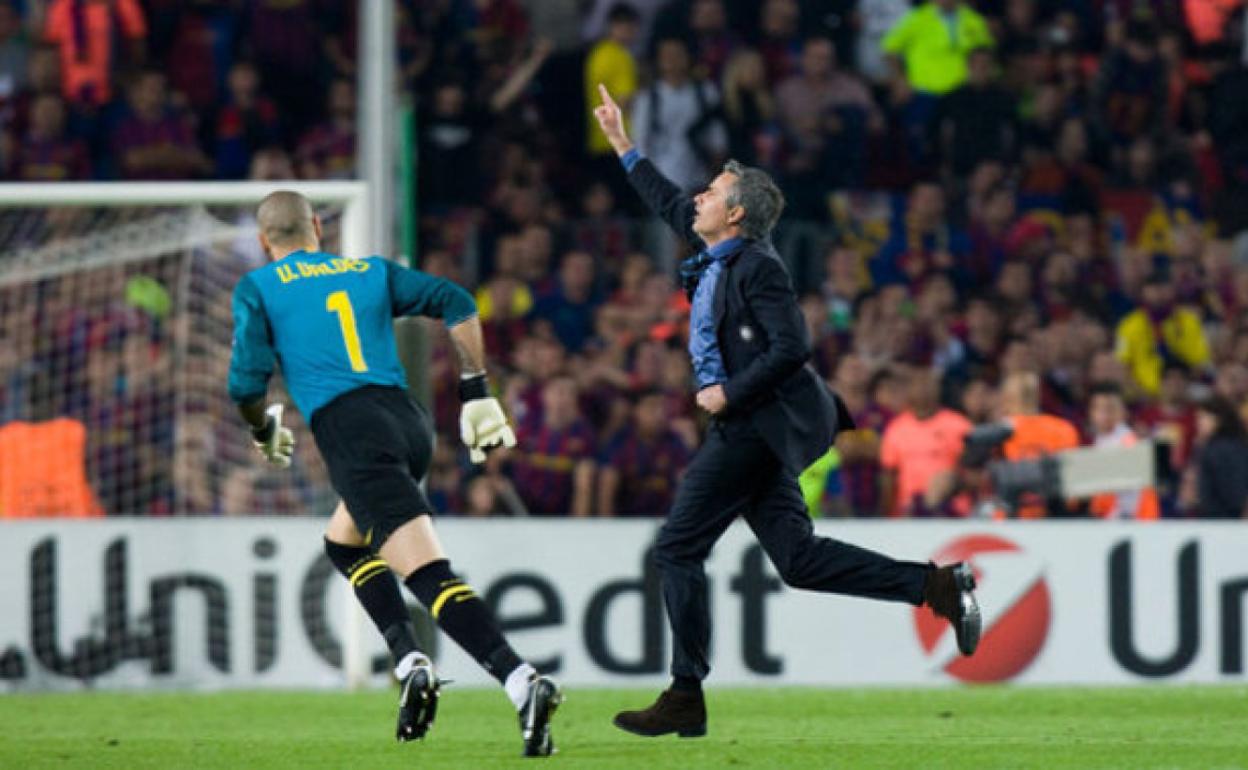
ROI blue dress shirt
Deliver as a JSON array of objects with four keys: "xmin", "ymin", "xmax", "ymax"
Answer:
[
  {"xmin": 687, "ymin": 237, "xmax": 741, "ymax": 389},
  {"xmin": 619, "ymin": 148, "xmax": 740, "ymax": 390}
]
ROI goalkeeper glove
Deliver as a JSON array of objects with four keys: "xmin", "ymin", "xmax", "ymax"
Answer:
[
  {"xmin": 251, "ymin": 403, "xmax": 295, "ymax": 468},
  {"xmin": 458, "ymin": 374, "xmax": 516, "ymax": 464}
]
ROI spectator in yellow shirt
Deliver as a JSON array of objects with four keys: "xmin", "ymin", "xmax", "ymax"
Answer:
[
  {"xmin": 882, "ymin": 0, "xmax": 994, "ymax": 96},
  {"xmin": 585, "ymin": 4, "xmax": 640, "ymax": 157},
  {"xmin": 1115, "ymin": 272, "xmax": 1211, "ymax": 396}
]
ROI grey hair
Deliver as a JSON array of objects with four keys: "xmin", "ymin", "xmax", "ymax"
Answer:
[
  {"xmin": 721, "ymin": 159, "xmax": 785, "ymax": 240},
  {"xmin": 257, "ymin": 190, "xmax": 316, "ymax": 247}
]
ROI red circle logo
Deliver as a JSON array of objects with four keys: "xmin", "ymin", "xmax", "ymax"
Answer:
[{"xmin": 913, "ymin": 533, "xmax": 1051, "ymax": 682}]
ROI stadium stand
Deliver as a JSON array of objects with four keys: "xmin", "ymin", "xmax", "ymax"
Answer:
[{"xmin": 2, "ymin": 0, "xmax": 1247, "ymax": 519}]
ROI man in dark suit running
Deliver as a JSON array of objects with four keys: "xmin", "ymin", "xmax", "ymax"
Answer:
[{"xmin": 593, "ymin": 84, "xmax": 982, "ymax": 737}]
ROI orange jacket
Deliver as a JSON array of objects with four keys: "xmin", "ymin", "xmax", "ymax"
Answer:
[
  {"xmin": 0, "ymin": 418, "xmax": 103, "ymax": 518},
  {"xmin": 1001, "ymin": 414, "xmax": 1080, "ymax": 519}
]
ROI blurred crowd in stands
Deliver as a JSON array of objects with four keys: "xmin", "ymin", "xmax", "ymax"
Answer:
[{"xmin": 2, "ymin": 0, "xmax": 1248, "ymax": 519}]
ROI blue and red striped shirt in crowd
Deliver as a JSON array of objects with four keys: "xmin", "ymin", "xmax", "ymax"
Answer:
[
  {"xmin": 111, "ymin": 109, "xmax": 200, "ymax": 179},
  {"xmin": 296, "ymin": 123, "xmax": 354, "ymax": 179},
  {"xmin": 599, "ymin": 427, "xmax": 690, "ymax": 516},
  {"xmin": 510, "ymin": 418, "xmax": 596, "ymax": 514},
  {"xmin": 10, "ymin": 135, "xmax": 91, "ymax": 181},
  {"xmin": 841, "ymin": 403, "xmax": 894, "ymax": 517}
]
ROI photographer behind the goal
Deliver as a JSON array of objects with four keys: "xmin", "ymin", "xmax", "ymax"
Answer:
[{"xmin": 960, "ymin": 372, "xmax": 1080, "ymax": 518}]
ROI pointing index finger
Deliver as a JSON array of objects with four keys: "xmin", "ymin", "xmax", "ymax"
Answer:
[{"xmin": 598, "ymin": 83, "xmax": 616, "ymax": 108}]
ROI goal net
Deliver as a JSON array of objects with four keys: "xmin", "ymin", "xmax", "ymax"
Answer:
[
  {"xmin": 0, "ymin": 182, "xmax": 390, "ymax": 690},
  {"xmin": 0, "ymin": 182, "xmax": 368, "ymax": 519}
]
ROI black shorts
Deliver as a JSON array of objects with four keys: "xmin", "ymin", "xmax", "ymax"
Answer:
[{"xmin": 310, "ymin": 385, "xmax": 434, "ymax": 548}]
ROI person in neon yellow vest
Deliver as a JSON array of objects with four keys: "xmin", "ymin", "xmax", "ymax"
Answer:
[{"xmin": 882, "ymin": 0, "xmax": 994, "ymax": 96}]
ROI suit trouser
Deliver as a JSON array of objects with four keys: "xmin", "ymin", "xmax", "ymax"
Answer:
[{"xmin": 656, "ymin": 415, "xmax": 928, "ymax": 681}]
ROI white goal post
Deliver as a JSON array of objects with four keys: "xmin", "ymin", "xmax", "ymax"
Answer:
[
  {"xmin": 0, "ymin": 180, "xmax": 369, "ymax": 255},
  {"xmin": 0, "ymin": 180, "xmax": 376, "ymax": 691}
]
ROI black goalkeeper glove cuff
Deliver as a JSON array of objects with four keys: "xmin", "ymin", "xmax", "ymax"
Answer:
[
  {"xmin": 458, "ymin": 373, "xmax": 490, "ymax": 402},
  {"xmin": 250, "ymin": 415, "xmax": 277, "ymax": 443}
]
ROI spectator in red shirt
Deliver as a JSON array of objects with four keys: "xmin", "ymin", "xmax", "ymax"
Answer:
[
  {"xmin": 43, "ymin": 0, "xmax": 146, "ymax": 107},
  {"xmin": 879, "ymin": 366, "xmax": 973, "ymax": 517}
]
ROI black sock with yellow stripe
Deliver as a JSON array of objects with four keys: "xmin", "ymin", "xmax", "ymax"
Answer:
[
  {"xmin": 404, "ymin": 558, "xmax": 523, "ymax": 684},
  {"xmin": 324, "ymin": 539, "xmax": 419, "ymax": 664}
]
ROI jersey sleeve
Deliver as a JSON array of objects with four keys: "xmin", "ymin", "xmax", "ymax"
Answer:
[
  {"xmin": 227, "ymin": 273, "xmax": 276, "ymax": 404},
  {"xmin": 381, "ymin": 259, "xmax": 477, "ymax": 327}
]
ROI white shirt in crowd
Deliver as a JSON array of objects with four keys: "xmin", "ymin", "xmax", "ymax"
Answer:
[
  {"xmin": 856, "ymin": 0, "xmax": 912, "ymax": 82},
  {"xmin": 1094, "ymin": 423, "xmax": 1142, "ymax": 519},
  {"xmin": 631, "ymin": 79, "xmax": 728, "ymax": 192}
]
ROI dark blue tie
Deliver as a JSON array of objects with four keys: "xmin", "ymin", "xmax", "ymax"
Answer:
[{"xmin": 678, "ymin": 251, "xmax": 714, "ymax": 298}]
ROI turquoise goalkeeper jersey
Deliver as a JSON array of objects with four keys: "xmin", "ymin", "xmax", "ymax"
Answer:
[{"xmin": 227, "ymin": 250, "xmax": 476, "ymax": 421}]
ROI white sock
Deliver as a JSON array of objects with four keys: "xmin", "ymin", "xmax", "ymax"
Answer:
[
  {"xmin": 504, "ymin": 663, "xmax": 537, "ymax": 710},
  {"xmin": 394, "ymin": 651, "xmax": 427, "ymax": 680}
]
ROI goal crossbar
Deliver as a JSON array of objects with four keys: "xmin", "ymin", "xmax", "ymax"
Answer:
[{"xmin": 0, "ymin": 180, "xmax": 370, "ymax": 261}]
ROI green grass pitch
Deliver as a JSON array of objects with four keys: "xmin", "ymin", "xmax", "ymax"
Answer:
[{"xmin": 2, "ymin": 686, "xmax": 1245, "ymax": 769}]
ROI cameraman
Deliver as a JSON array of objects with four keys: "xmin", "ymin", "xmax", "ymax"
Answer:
[{"xmin": 973, "ymin": 372, "xmax": 1080, "ymax": 518}]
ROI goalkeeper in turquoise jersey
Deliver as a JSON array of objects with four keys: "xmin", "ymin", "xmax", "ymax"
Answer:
[{"xmin": 227, "ymin": 191, "xmax": 562, "ymax": 757}]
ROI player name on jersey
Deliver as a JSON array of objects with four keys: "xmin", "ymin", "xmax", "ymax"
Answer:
[{"xmin": 275, "ymin": 258, "xmax": 371, "ymax": 284}]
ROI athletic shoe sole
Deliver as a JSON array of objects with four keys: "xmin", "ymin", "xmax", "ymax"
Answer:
[
  {"xmin": 953, "ymin": 562, "xmax": 982, "ymax": 656},
  {"xmin": 396, "ymin": 666, "xmax": 440, "ymax": 742},
  {"xmin": 521, "ymin": 676, "xmax": 563, "ymax": 757}
]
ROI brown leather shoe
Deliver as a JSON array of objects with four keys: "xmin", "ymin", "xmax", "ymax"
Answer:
[
  {"xmin": 613, "ymin": 689, "xmax": 707, "ymax": 738},
  {"xmin": 923, "ymin": 562, "xmax": 982, "ymax": 656}
]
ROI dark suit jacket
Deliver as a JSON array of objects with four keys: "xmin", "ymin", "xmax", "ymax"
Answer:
[{"xmin": 626, "ymin": 157, "xmax": 854, "ymax": 474}]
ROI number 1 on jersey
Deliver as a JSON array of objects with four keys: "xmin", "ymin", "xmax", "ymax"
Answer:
[{"xmin": 326, "ymin": 290, "xmax": 369, "ymax": 372}]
